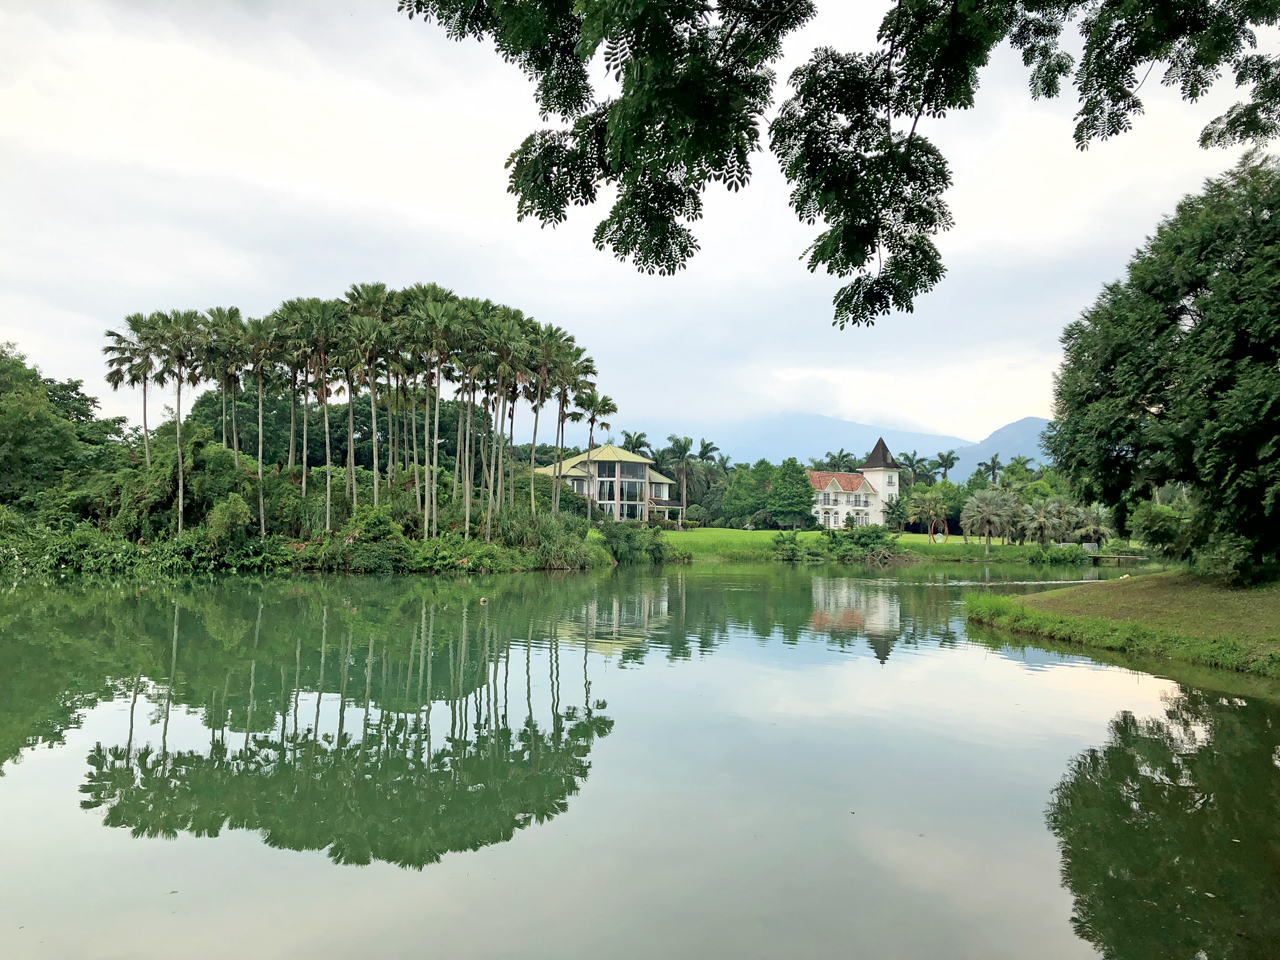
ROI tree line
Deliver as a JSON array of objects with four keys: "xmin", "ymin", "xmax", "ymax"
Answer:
[{"xmin": 100, "ymin": 282, "xmax": 617, "ymax": 542}]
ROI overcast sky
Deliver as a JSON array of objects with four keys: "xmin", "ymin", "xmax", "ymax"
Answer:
[{"xmin": 0, "ymin": 0, "xmax": 1260, "ymax": 443}]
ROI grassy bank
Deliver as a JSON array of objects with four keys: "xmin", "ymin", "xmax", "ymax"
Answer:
[
  {"xmin": 667, "ymin": 528, "xmax": 1081, "ymax": 564},
  {"xmin": 665, "ymin": 528, "xmax": 820, "ymax": 563},
  {"xmin": 965, "ymin": 573, "xmax": 1280, "ymax": 677}
]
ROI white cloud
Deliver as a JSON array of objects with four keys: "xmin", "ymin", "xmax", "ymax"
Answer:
[{"xmin": 0, "ymin": 0, "xmax": 1272, "ymax": 445}]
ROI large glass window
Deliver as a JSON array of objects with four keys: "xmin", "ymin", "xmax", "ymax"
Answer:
[
  {"xmin": 599, "ymin": 502, "xmax": 616, "ymax": 517},
  {"xmin": 597, "ymin": 480, "xmax": 616, "ymax": 502},
  {"xmin": 596, "ymin": 461, "xmax": 617, "ymax": 478},
  {"xmin": 621, "ymin": 480, "xmax": 644, "ymax": 502},
  {"xmin": 619, "ymin": 462, "xmax": 646, "ymax": 479},
  {"xmin": 620, "ymin": 503, "xmax": 641, "ymax": 520}
]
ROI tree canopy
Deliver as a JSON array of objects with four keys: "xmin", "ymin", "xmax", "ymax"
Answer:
[
  {"xmin": 1045, "ymin": 153, "xmax": 1280, "ymax": 582},
  {"xmin": 399, "ymin": 0, "xmax": 1280, "ymax": 327}
]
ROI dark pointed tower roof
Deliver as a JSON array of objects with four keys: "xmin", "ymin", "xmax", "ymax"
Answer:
[{"xmin": 862, "ymin": 438, "xmax": 899, "ymax": 470}]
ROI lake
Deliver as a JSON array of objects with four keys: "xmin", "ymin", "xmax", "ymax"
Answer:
[{"xmin": 2, "ymin": 564, "xmax": 1277, "ymax": 959}]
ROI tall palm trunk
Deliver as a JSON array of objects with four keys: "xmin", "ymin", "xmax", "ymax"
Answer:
[
  {"xmin": 485, "ymin": 386, "xmax": 504, "ymax": 542},
  {"xmin": 175, "ymin": 372, "xmax": 186, "ymax": 534},
  {"xmin": 257, "ymin": 369, "xmax": 266, "ymax": 539},
  {"xmin": 301, "ymin": 371, "xmax": 309, "ymax": 499},
  {"xmin": 431, "ymin": 357, "xmax": 442, "ymax": 539},
  {"xmin": 507, "ymin": 399, "xmax": 516, "ymax": 510},
  {"xmin": 463, "ymin": 383, "xmax": 475, "ymax": 539},
  {"xmin": 141, "ymin": 375, "xmax": 152, "ymax": 468},
  {"xmin": 230, "ymin": 379, "xmax": 240, "ymax": 470},
  {"xmin": 385, "ymin": 369, "xmax": 395, "ymax": 492},
  {"xmin": 346, "ymin": 372, "xmax": 357, "ymax": 507},
  {"xmin": 411, "ymin": 376, "xmax": 422, "ymax": 521},
  {"xmin": 586, "ymin": 417, "xmax": 596, "ymax": 522},
  {"xmin": 289, "ymin": 368, "xmax": 298, "ymax": 470},
  {"xmin": 529, "ymin": 386, "xmax": 543, "ymax": 516},
  {"xmin": 220, "ymin": 379, "xmax": 227, "ymax": 448},
  {"xmin": 367, "ymin": 366, "xmax": 380, "ymax": 507},
  {"xmin": 321, "ymin": 359, "xmax": 333, "ymax": 532}
]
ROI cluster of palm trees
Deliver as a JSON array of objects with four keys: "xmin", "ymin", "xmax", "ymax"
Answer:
[
  {"xmin": 809, "ymin": 448, "xmax": 963, "ymax": 484},
  {"xmin": 957, "ymin": 488, "xmax": 1113, "ymax": 555},
  {"xmin": 103, "ymin": 283, "xmax": 606, "ymax": 541},
  {"xmin": 620, "ymin": 432, "xmax": 727, "ymax": 514}
]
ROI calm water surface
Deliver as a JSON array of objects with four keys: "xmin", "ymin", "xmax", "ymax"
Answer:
[{"xmin": 2, "ymin": 564, "xmax": 1277, "ymax": 959}]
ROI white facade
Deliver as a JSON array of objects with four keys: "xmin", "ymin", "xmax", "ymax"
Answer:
[{"xmin": 809, "ymin": 438, "xmax": 901, "ymax": 529}]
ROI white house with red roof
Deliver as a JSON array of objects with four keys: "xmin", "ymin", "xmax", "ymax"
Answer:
[{"xmin": 808, "ymin": 438, "xmax": 901, "ymax": 529}]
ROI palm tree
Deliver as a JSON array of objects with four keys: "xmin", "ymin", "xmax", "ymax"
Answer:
[
  {"xmin": 551, "ymin": 345, "xmax": 592, "ymax": 517},
  {"xmin": 823, "ymin": 448, "xmax": 856, "ymax": 472},
  {"xmin": 935, "ymin": 450, "xmax": 958, "ymax": 481},
  {"xmin": 1007, "ymin": 454, "xmax": 1034, "ymax": 474},
  {"xmin": 960, "ymin": 488, "xmax": 1016, "ymax": 556},
  {"xmin": 203, "ymin": 307, "xmax": 246, "ymax": 468},
  {"xmin": 621, "ymin": 430, "xmax": 650, "ymax": 455},
  {"xmin": 308, "ymin": 299, "xmax": 343, "ymax": 532},
  {"xmin": 1073, "ymin": 503, "xmax": 1115, "ymax": 544},
  {"xmin": 666, "ymin": 435, "xmax": 695, "ymax": 527},
  {"xmin": 696, "ymin": 438, "xmax": 719, "ymax": 463},
  {"xmin": 154, "ymin": 309, "xmax": 205, "ymax": 535},
  {"xmin": 576, "ymin": 390, "xmax": 616, "ymax": 520},
  {"xmin": 897, "ymin": 450, "xmax": 925, "ymax": 485},
  {"xmin": 242, "ymin": 315, "xmax": 279, "ymax": 539},
  {"xmin": 908, "ymin": 487, "xmax": 949, "ymax": 541},
  {"xmin": 1019, "ymin": 498, "xmax": 1069, "ymax": 546},
  {"xmin": 527, "ymin": 322, "xmax": 566, "ymax": 516},
  {"xmin": 976, "ymin": 453, "xmax": 1003, "ymax": 483},
  {"xmin": 347, "ymin": 283, "xmax": 390, "ymax": 506},
  {"xmin": 103, "ymin": 312, "xmax": 164, "ymax": 467}
]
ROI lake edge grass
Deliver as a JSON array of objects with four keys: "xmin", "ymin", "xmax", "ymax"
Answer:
[
  {"xmin": 964, "ymin": 573, "xmax": 1280, "ymax": 678},
  {"xmin": 668, "ymin": 528, "xmax": 1072, "ymax": 564}
]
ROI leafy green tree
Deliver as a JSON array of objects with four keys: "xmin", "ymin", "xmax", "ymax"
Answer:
[
  {"xmin": 0, "ymin": 344, "xmax": 79, "ymax": 503},
  {"xmin": 399, "ymin": 0, "xmax": 1280, "ymax": 326},
  {"xmin": 1046, "ymin": 154, "xmax": 1280, "ymax": 582},
  {"xmin": 722, "ymin": 459, "xmax": 774, "ymax": 522},
  {"xmin": 769, "ymin": 457, "xmax": 815, "ymax": 528}
]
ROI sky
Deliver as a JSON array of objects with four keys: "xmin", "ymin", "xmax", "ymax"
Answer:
[{"xmin": 0, "ymin": 0, "xmax": 1263, "ymax": 444}]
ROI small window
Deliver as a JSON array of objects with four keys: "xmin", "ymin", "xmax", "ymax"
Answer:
[
  {"xmin": 822, "ymin": 493, "xmax": 830, "ymax": 505},
  {"xmin": 887, "ymin": 475, "xmax": 895, "ymax": 486}
]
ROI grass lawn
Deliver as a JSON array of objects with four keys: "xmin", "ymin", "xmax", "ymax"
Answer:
[
  {"xmin": 665, "ymin": 528, "xmax": 823, "ymax": 562},
  {"xmin": 965, "ymin": 572, "xmax": 1280, "ymax": 677},
  {"xmin": 667, "ymin": 527, "xmax": 1043, "ymax": 563}
]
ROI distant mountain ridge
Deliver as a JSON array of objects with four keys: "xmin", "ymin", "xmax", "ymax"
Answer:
[
  {"xmin": 949, "ymin": 417, "xmax": 1051, "ymax": 480},
  {"xmin": 557, "ymin": 412, "xmax": 1051, "ymax": 475}
]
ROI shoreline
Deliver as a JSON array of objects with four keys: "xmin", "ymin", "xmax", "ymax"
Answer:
[{"xmin": 964, "ymin": 574, "xmax": 1280, "ymax": 679}]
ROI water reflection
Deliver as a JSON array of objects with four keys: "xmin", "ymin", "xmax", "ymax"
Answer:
[
  {"xmin": 6, "ymin": 563, "xmax": 1274, "ymax": 960},
  {"xmin": 1048, "ymin": 688, "xmax": 1280, "ymax": 957}
]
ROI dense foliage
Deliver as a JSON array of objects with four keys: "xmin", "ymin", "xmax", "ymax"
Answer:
[
  {"xmin": 1046, "ymin": 154, "xmax": 1280, "ymax": 583},
  {"xmin": 1, "ymin": 278, "xmax": 690, "ymax": 577},
  {"xmin": 399, "ymin": 0, "xmax": 1280, "ymax": 326}
]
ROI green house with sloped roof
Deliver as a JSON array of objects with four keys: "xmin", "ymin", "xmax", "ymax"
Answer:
[{"xmin": 535, "ymin": 444, "xmax": 681, "ymax": 522}]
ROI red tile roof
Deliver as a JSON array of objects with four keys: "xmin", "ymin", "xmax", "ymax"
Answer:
[{"xmin": 807, "ymin": 470, "xmax": 876, "ymax": 493}]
